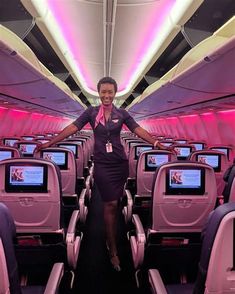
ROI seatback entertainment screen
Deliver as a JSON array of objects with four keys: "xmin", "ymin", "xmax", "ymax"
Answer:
[
  {"xmin": 42, "ymin": 151, "xmax": 68, "ymax": 170},
  {"xmin": 135, "ymin": 146, "xmax": 153, "ymax": 160},
  {"xmin": 174, "ymin": 147, "xmax": 191, "ymax": 159},
  {"xmin": 0, "ymin": 150, "xmax": 13, "ymax": 161},
  {"xmin": 145, "ymin": 153, "xmax": 169, "ymax": 171},
  {"xmin": 5, "ymin": 164, "xmax": 48, "ymax": 193},
  {"xmin": 166, "ymin": 167, "xmax": 205, "ymax": 195},
  {"xmin": 196, "ymin": 154, "xmax": 221, "ymax": 172},
  {"xmin": 58, "ymin": 144, "xmax": 77, "ymax": 157},
  {"xmin": 19, "ymin": 144, "xmax": 37, "ymax": 156}
]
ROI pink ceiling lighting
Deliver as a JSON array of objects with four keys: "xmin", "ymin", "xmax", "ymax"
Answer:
[
  {"xmin": 120, "ymin": 0, "xmax": 175, "ymax": 91},
  {"xmin": 47, "ymin": 0, "xmax": 98, "ymax": 92},
  {"xmin": 47, "ymin": 0, "xmax": 176, "ymax": 94}
]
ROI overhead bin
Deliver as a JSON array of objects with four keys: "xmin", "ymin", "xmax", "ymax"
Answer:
[
  {"xmin": 0, "ymin": 24, "xmax": 85, "ymax": 117},
  {"xmin": 128, "ymin": 16, "xmax": 235, "ymax": 117}
]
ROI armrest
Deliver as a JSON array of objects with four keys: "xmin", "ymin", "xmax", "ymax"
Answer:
[
  {"xmin": 66, "ymin": 210, "xmax": 82, "ymax": 269},
  {"xmin": 132, "ymin": 214, "xmax": 146, "ymax": 243},
  {"xmin": 130, "ymin": 214, "xmax": 146, "ymax": 269},
  {"xmin": 122, "ymin": 189, "xmax": 133, "ymax": 223},
  {"xmin": 44, "ymin": 263, "xmax": 64, "ymax": 294},
  {"xmin": 66, "ymin": 210, "xmax": 80, "ymax": 240},
  {"xmin": 78, "ymin": 188, "xmax": 88, "ymax": 223},
  {"xmin": 85, "ymin": 174, "xmax": 92, "ymax": 200},
  {"xmin": 148, "ymin": 269, "xmax": 168, "ymax": 294}
]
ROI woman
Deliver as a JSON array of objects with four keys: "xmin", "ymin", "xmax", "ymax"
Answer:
[{"xmin": 36, "ymin": 77, "xmax": 171, "ymax": 271}]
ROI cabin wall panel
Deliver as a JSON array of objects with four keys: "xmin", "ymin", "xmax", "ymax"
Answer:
[
  {"xmin": 199, "ymin": 113, "xmax": 221, "ymax": 144},
  {"xmin": 139, "ymin": 111, "xmax": 235, "ymax": 148},
  {"xmin": 0, "ymin": 108, "xmax": 71, "ymax": 138},
  {"xmin": 216, "ymin": 111, "xmax": 235, "ymax": 145},
  {"xmin": 179, "ymin": 115, "xmax": 208, "ymax": 141}
]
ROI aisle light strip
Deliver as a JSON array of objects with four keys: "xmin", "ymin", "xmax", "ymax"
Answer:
[{"xmin": 25, "ymin": 0, "xmax": 199, "ymax": 97}]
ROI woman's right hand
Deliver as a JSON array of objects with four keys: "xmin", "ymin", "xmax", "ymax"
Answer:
[{"xmin": 34, "ymin": 142, "xmax": 51, "ymax": 153}]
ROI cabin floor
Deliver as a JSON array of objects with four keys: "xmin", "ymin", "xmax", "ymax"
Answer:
[{"xmin": 69, "ymin": 184, "xmax": 148, "ymax": 294}]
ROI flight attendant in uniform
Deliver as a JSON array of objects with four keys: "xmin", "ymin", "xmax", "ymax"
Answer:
[{"xmin": 36, "ymin": 76, "xmax": 170, "ymax": 271}]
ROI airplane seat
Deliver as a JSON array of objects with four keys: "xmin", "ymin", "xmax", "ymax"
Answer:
[
  {"xmin": 0, "ymin": 202, "xmax": 64, "ymax": 294},
  {"xmin": 151, "ymin": 161, "xmax": 217, "ymax": 232},
  {"xmin": 137, "ymin": 150, "xmax": 178, "ymax": 196},
  {"xmin": 128, "ymin": 143, "xmax": 153, "ymax": 178},
  {"xmin": 2, "ymin": 137, "xmax": 21, "ymax": 147},
  {"xmin": 56, "ymin": 141, "xmax": 92, "ymax": 207},
  {"xmin": 189, "ymin": 150, "xmax": 229, "ymax": 197},
  {"xmin": 148, "ymin": 202, "xmax": 235, "ymax": 294},
  {"xmin": 129, "ymin": 161, "xmax": 217, "ymax": 282},
  {"xmin": 123, "ymin": 150, "xmax": 177, "ymax": 224},
  {"xmin": 63, "ymin": 139, "xmax": 93, "ymax": 203},
  {"xmin": 14, "ymin": 141, "xmax": 39, "ymax": 158},
  {"xmin": 0, "ymin": 146, "xmax": 21, "ymax": 160},
  {"xmin": 66, "ymin": 137, "xmax": 91, "ymax": 176},
  {"xmin": 35, "ymin": 147, "xmax": 88, "ymax": 223},
  {"xmin": 69, "ymin": 137, "xmax": 90, "ymax": 170},
  {"xmin": 124, "ymin": 139, "xmax": 144, "ymax": 158},
  {"xmin": 0, "ymin": 158, "xmax": 82, "ymax": 270},
  {"xmin": 209, "ymin": 145, "xmax": 233, "ymax": 163},
  {"xmin": 223, "ymin": 161, "xmax": 235, "ymax": 203},
  {"xmin": 172, "ymin": 144, "xmax": 196, "ymax": 161},
  {"xmin": 56, "ymin": 142, "xmax": 85, "ymax": 178}
]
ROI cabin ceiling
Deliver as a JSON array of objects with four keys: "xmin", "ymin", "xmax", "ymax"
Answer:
[{"xmin": 0, "ymin": 0, "xmax": 235, "ymax": 120}]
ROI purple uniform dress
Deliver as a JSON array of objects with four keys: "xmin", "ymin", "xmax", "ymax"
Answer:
[{"xmin": 73, "ymin": 105, "xmax": 139, "ymax": 202}]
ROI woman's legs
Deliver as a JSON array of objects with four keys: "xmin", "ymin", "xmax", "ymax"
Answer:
[{"xmin": 103, "ymin": 199, "xmax": 120, "ymax": 269}]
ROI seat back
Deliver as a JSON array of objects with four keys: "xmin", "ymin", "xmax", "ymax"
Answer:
[
  {"xmin": 35, "ymin": 147, "xmax": 77, "ymax": 195},
  {"xmin": 14, "ymin": 140, "xmax": 39, "ymax": 157},
  {"xmin": 21, "ymin": 135, "xmax": 36, "ymax": 141},
  {"xmin": 2, "ymin": 137, "xmax": 21, "ymax": 147},
  {"xmin": 209, "ymin": 145, "xmax": 233, "ymax": 162},
  {"xmin": 124, "ymin": 139, "xmax": 144, "ymax": 157},
  {"xmin": 194, "ymin": 202, "xmax": 235, "ymax": 294},
  {"xmin": 174, "ymin": 138, "xmax": 188, "ymax": 144},
  {"xmin": 223, "ymin": 163, "xmax": 235, "ymax": 203},
  {"xmin": 137, "ymin": 150, "xmax": 177, "ymax": 196},
  {"xmin": 151, "ymin": 161, "xmax": 217, "ymax": 232},
  {"xmin": 172, "ymin": 143, "xmax": 195, "ymax": 160},
  {"xmin": 78, "ymin": 134, "xmax": 94, "ymax": 161},
  {"xmin": 189, "ymin": 150, "xmax": 229, "ymax": 195},
  {"xmin": 129, "ymin": 143, "xmax": 153, "ymax": 178},
  {"xmin": 148, "ymin": 203, "xmax": 235, "ymax": 294},
  {"xmin": 158, "ymin": 140, "xmax": 173, "ymax": 148},
  {"xmin": 66, "ymin": 137, "xmax": 89, "ymax": 168},
  {"xmin": 0, "ymin": 203, "xmax": 22, "ymax": 294},
  {"xmin": 0, "ymin": 158, "xmax": 62, "ymax": 233},
  {"xmin": 188, "ymin": 141, "xmax": 206, "ymax": 151},
  {"xmin": 57, "ymin": 142, "xmax": 85, "ymax": 178},
  {"xmin": 0, "ymin": 146, "xmax": 21, "ymax": 160},
  {"xmin": 0, "ymin": 238, "xmax": 10, "ymax": 294}
]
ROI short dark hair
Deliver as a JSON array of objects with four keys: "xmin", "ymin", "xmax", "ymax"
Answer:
[{"xmin": 97, "ymin": 77, "xmax": 118, "ymax": 93}]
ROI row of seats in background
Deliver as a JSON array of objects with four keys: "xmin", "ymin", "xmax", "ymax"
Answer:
[
  {"xmin": 0, "ymin": 131, "xmax": 94, "ymax": 223},
  {"xmin": 120, "ymin": 132, "xmax": 235, "ymax": 293},
  {"xmin": 121, "ymin": 132, "xmax": 234, "ymax": 201},
  {"xmin": 0, "ymin": 131, "xmax": 94, "ymax": 292}
]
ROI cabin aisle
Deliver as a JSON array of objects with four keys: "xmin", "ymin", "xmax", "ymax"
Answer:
[{"xmin": 71, "ymin": 184, "xmax": 139, "ymax": 294}]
